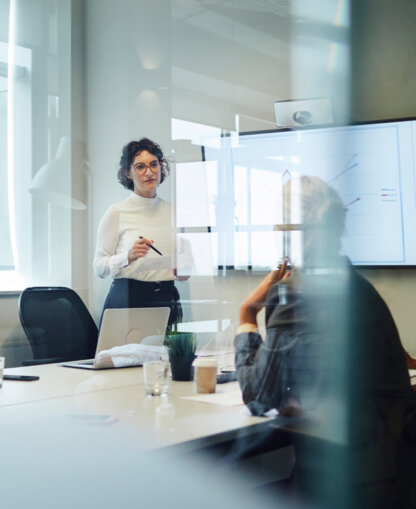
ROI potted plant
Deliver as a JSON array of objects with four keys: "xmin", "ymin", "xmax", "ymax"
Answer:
[{"xmin": 163, "ymin": 325, "xmax": 197, "ymax": 381}]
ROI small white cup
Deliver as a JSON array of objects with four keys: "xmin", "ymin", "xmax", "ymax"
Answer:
[
  {"xmin": 194, "ymin": 357, "xmax": 218, "ymax": 394},
  {"xmin": 0, "ymin": 357, "xmax": 5, "ymax": 389},
  {"xmin": 143, "ymin": 360, "xmax": 169, "ymax": 397}
]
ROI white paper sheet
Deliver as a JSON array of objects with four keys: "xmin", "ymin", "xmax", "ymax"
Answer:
[
  {"xmin": 195, "ymin": 351, "xmax": 235, "ymax": 372},
  {"xmin": 181, "ymin": 390, "xmax": 243, "ymax": 407},
  {"xmin": 196, "ymin": 350, "xmax": 234, "ymax": 357}
]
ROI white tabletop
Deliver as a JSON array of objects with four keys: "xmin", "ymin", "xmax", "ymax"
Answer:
[{"xmin": 1, "ymin": 362, "xmax": 271, "ymax": 452}]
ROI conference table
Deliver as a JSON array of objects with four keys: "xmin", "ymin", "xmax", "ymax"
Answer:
[
  {"xmin": 1, "ymin": 360, "xmax": 300, "ymax": 509},
  {"xmin": 5, "ymin": 359, "xmax": 412, "ymax": 455},
  {"xmin": 0, "ymin": 358, "xmax": 278, "ymax": 454}
]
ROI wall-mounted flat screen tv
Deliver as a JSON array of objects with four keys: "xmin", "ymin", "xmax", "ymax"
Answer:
[{"xmin": 201, "ymin": 118, "xmax": 416, "ymax": 268}]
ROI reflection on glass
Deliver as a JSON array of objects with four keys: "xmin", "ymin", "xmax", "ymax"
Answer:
[
  {"xmin": 178, "ymin": 232, "xmax": 217, "ymax": 276},
  {"xmin": 175, "ymin": 161, "xmax": 218, "ymax": 228},
  {"xmin": 233, "ymin": 165, "xmax": 248, "ymax": 226},
  {"xmin": 250, "ymin": 167, "xmax": 283, "ymax": 225}
]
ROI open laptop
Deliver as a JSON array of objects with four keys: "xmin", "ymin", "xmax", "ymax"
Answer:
[{"xmin": 62, "ymin": 307, "xmax": 170, "ymax": 370}]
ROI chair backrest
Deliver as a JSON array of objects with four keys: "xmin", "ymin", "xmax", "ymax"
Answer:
[{"xmin": 18, "ymin": 287, "xmax": 98, "ymax": 364}]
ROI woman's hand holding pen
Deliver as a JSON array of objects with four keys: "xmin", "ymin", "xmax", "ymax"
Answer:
[
  {"xmin": 239, "ymin": 259, "xmax": 291, "ymax": 326},
  {"xmin": 127, "ymin": 237, "xmax": 152, "ymax": 264}
]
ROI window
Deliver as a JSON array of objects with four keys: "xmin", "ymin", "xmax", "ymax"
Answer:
[
  {"xmin": 0, "ymin": 0, "xmax": 72, "ymax": 292},
  {"xmin": 0, "ymin": 66, "xmax": 13, "ymax": 270},
  {"xmin": 0, "ymin": 35, "xmax": 32, "ymax": 290}
]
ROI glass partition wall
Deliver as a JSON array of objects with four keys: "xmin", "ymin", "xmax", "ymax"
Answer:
[
  {"xmin": 86, "ymin": 1, "xmax": 354, "ymax": 506},
  {"xmin": 3, "ymin": 1, "xmax": 385, "ymax": 507}
]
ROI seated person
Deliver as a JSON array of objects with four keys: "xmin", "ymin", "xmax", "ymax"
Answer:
[{"xmin": 234, "ymin": 176, "xmax": 416, "ymax": 507}]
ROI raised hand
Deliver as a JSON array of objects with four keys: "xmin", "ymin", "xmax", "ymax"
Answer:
[{"xmin": 239, "ymin": 259, "xmax": 290, "ymax": 325}]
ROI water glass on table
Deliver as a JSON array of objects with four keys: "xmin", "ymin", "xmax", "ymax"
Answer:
[{"xmin": 143, "ymin": 360, "xmax": 169, "ymax": 397}]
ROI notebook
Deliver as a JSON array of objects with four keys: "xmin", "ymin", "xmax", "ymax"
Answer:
[{"xmin": 62, "ymin": 307, "xmax": 170, "ymax": 370}]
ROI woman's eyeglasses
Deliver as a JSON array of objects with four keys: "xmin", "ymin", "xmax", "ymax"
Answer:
[{"xmin": 132, "ymin": 160, "xmax": 160, "ymax": 174}]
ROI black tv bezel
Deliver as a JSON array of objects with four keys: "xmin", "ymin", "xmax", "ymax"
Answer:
[{"xmin": 200, "ymin": 116, "xmax": 416, "ymax": 270}]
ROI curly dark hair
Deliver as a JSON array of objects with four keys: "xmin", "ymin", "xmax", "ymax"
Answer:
[{"xmin": 118, "ymin": 138, "xmax": 170, "ymax": 191}]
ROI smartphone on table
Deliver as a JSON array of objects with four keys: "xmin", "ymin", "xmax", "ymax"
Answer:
[{"xmin": 3, "ymin": 374, "xmax": 40, "ymax": 381}]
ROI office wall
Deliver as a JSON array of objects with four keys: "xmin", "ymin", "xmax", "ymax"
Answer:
[{"xmin": 351, "ymin": 0, "xmax": 416, "ymax": 122}]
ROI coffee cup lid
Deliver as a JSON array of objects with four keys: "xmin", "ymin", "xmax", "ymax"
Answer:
[{"xmin": 193, "ymin": 357, "xmax": 218, "ymax": 368}]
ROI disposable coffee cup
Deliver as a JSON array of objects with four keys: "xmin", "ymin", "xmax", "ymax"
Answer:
[{"xmin": 193, "ymin": 357, "xmax": 218, "ymax": 394}]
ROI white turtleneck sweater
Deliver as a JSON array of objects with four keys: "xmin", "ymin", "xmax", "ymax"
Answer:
[{"xmin": 93, "ymin": 193, "xmax": 176, "ymax": 282}]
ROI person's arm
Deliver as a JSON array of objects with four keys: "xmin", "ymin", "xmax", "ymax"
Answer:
[
  {"xmin": 238, "ymin": 262, "xmax": 288, "ymax": 326},
  {"xmin": 405, "ymin": 352, "xmax": 416, "ymax": 370},
  {"xmin": 234, "ymin": 263, "xmax": 290, "ymax": 415},
  {"xmin": 93, "ymin": 207, "xmax": 151, "ymax": 278},
  {"xmin": 93, "ymin": 207, "xmax": 127, "ymax": 278},
  {"xmin": 404, "ymin": 353, "xmax": 416, "ymax": 392},
  {"xmin": 235, "ymin": 295, "xmax": 297, "ymax": 415}
]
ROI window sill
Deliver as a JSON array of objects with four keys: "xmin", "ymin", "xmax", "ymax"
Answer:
[
  {"xmin": 0, "ymin": 290, "xmax": 21, "ymax": 297},
  {"xmin": 0, "ymin": 271, "xmax": 28, "ymax": 295}
]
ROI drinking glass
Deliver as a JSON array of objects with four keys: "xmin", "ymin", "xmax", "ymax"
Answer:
[{"xmin": 143, "ymin": 360, "xmax": 169, "ymax": 397}]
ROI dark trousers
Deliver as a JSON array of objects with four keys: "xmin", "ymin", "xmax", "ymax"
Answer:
[{"xmin": 100, "ymin": 278, "xmax": 182, "ymax": 329}]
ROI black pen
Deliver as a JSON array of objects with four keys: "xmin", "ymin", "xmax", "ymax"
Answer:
[{"xmin": 138, "ymin": 236, "xmax": 163, "ymax": 256}]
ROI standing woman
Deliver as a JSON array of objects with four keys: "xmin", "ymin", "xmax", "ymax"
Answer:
[{"xmin": 94, "ymin": 138, "xmax": 182, "ymax": 326}]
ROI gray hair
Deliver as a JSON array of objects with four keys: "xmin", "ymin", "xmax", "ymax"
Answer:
[{"xmin": 282, "ymin": 176, "xmax": 346, "ymax": 266}]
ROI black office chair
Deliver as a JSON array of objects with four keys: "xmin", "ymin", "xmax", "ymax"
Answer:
[{"xmin": 18, "ymin": 287, "xmax": 98, "ymax": 365}]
